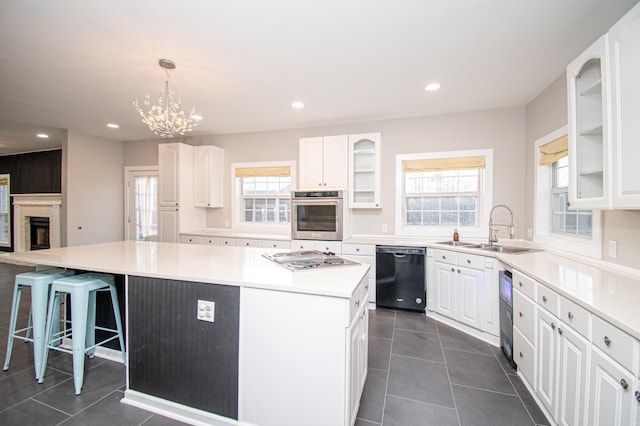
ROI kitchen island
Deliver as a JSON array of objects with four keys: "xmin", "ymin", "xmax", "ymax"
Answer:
[{"xmin": 2, "ymin": 241, "xmax": 371, "ymax": 426}]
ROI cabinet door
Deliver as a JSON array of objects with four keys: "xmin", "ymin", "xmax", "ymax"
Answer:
[
  {"xmin": 434, "ymin": 262, "xmax": 456, "ymax": 318},
  {"xmin": 322, "ymin": 135, "xmax": 348, "ymax": 189},
  {"xmin": 456, "ymin": 266, "xmax": 484, "ymax": 330},
  {"xmin": 589, "ymin": 347, "xmax": 636, "ymax": 426},
  {"xmin": 537, "ymin": 308, "xmax": 559, "ymax": 420},
  {"xmin": 158, "ymin": 207, "xmax": 179, "ymax": 243},
  {"xmin": 299, "ymin": 137, "xmax": 324, "ymax": 189},
  {"xmin": 610, "ymin": 3, "xmax": 640, "ymax": 208},
  {"xmin": 159, "ymin": 144, "xmax": 179, "ymax": 206},
  {"xmin": 557, "ymin": 324, "xmax": 589, "ymax": 426},
  {"xmin": 348, "ymin": 313, "xmax": 361, "ymax": 423},
  {"xmin": 193, "ymin": 147, "xmax": 209, "ymax": 207},
  {"xmin": 567, "ymin": 34, "xmax": 611, "ymax": 209},
  {"xmin": 359, "ymin": 306, "xmax": 369, "ymax": 392},
  {"xmin": 348, "ymin": 132, "xmax": 382, "ymax": 208}
]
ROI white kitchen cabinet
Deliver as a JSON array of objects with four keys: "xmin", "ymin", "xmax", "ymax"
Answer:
[
  {"xmin": 179, "ymin": 234, "xmax": 203, "ymax": 244},
  {"xmin": 158, "ymin": 143, "xmax": 204, "ymax": 242},
  {"xmin": 290, "ymin": 239, "xmax": 342, "ymax": 254},
  {"xmin": 342, "ymin": 243, "xmax": 376, "ymax": 304},
  {"xmin": 348, "ymin": 132, "xmax": 382, "ymax": 208},
  {"xmin": 567, "ymin": 34, "xmax": 611, "ymax": 209},
  {"xmin": 158, "ymin": 207, "xmax": 179, "ymax": 244},
  {"xmin": 193, "ymin": 145, "xmax": 224, "ymax": 208},
  {"xmin": 430, "ymin": 249, "xmax": 490, "ymax": 334},
  {"xmin": 610, "ymin": 2, "xmax": 640, "ymax": 209},
  {"xmin": 536, "ymin": 306, "xmax": 589, "ymax": 425},
  {"xmin": 348, "ymin": 288, "xmax": 369, "ymax": 423},
  {"xmin": 588, "ymin": 346, "xmax": 636, "ymax": 426},
  {"xmin": 299, "ymin": 135, "xmax": 348, "ymax": 189}
]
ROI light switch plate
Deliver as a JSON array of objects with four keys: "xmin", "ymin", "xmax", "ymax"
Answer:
[{"xmin": 197, "ymin": 300, "xmax": 215, "ymax": 323}]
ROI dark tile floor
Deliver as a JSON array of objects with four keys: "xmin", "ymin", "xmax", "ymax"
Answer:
[
  {"xmin": 0, "ymin": 262, "xmax": 550, "ymax": 425},
  {"xmin": 356, "ymin": 309, "xmax": 551, "ymax": 426}
]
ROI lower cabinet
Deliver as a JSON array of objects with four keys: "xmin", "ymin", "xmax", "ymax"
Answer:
[
  {"xmin": 158, "ymin": 207, "xmax": 179, "ymax": 243},
  {"xmin": 430, "ymin": 249, "xmax": 494, "ymax": 334},
  {"xmin": 342, "ymin": 243, "xmax": 376, "ymax": 303},
  {"xmin": 537, "ymin": 307, "xmax": 589, "ymax": 426},
  {"xmin": 348, "ymin": 294, "xmax": 369, "ymax": 422},
  {"xmin": 588, "ymin": 347, "xmax": 637, "ymax": 426}
]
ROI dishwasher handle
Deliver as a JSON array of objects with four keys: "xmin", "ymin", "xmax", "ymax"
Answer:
[{"xmin": 376, "ymin": 246, "xmax": 426, "ymax": 256}]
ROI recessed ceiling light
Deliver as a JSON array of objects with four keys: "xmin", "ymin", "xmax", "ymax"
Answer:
[
  {"xmin": 106, "ymin": 123, "xmax": 120, "ymax": 129},
  {"xmin": 291, "ymin": 101, "xmax": 304, "ymax": 109},
  {"xmin": 192, "ymin": 114, "xmax": 203, "ymax": 121},
  {"xmin": 424, "ymin": 83, "xmax": 441, "ymax": 92},
  {"xmin": 36, "ymin": 133, "xmax": 49, "ymax": 139}
]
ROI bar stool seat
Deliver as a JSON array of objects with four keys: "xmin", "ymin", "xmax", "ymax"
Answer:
[
  {"xmin": 3, "ymin": 268, "xmax": 75, "ymax": 379},
  {"xmin": 39, "ymin": 273, "xmax": 125, "ymax": 395}
]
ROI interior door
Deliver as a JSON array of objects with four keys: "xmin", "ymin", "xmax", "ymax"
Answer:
[{"xmin": 125, "ymin": 167, "xmax": 159, "ymax": 241}]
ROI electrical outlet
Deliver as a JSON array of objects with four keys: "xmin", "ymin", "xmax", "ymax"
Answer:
[
  {"xmin": 608, "ymin": 240, "xmax": 617, "ymax": 259},
  {"xmin": 197, "ymin": 300, "xmax": 215, "ymax": 323},
  {"xmin": 382, "ymin": 224, "xmax": 388, "ymax": 233}
]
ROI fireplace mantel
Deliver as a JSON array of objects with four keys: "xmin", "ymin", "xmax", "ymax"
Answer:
[{"xmin": 13, "ymin": 194, "xmax": 62, "ymax": 252}]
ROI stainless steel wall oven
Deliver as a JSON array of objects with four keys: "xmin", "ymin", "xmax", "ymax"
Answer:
[{"xmin": 291, "ymin": 190, "xmax": 344, "ymax": 241}]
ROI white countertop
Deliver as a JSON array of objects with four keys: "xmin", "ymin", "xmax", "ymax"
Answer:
[{"xmin": 1, "ymin": 241, "xmax": 369, "ymax": 299}]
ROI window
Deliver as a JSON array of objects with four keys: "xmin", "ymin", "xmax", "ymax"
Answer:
[
  {"xmin": 551, "ymin": 157, "xmax": 592, "ymax": 237},
  {"xmin": 534, "ymin": 126, "xmax": 601, "ymax": 258},
  {"xmin": 232, "ymin": 162, "xmax": 295, "ymax": 232},
  {"xmin": 0, "ymin": 174, "xmax": 9, "ymax": 246},
  {"xmin": 396, "ymin": 150, "xmax": 493, "ymax": 238}
]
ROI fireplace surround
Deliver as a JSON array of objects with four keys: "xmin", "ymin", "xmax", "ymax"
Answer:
[{"xmin": 13, "ymin": 194, "xmax": 61, "ymax": 252}]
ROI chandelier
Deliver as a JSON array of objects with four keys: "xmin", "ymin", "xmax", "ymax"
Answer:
[{"xmin": 133, "ymin": 58, "xmax": 201, "ymax": 138}]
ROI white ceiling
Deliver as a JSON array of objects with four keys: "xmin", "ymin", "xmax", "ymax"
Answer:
[{"xmin": 0, "ymin": 0, "xmax": 638, "ymax": 155}]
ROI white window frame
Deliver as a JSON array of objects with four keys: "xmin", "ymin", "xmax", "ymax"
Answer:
[
  {"xmin": 533, "ymin": 125, "xmax": 602, "ymax": 258},
  {"xmin": 395, "ymin": 149, "xmax": 493, "ymax": 239},
  {"xmin": 231, "ymin": 161, "xmax": 296, "ymax": 235},
  {"xmin": 0, "ymin": 174, "xmax": 10, "ymax": 247}
]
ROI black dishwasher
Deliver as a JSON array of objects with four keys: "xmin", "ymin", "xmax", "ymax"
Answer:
[{"xmin": 376, "ymin": 246, "xmax": 426, "ymax": 312}]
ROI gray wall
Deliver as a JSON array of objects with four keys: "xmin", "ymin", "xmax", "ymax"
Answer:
[{"xmin": 124, "ymin": 106, "xmax": 527, "ymax": 237}]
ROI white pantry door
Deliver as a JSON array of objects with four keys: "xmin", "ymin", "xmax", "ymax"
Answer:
[{"xmin": 124, "ymin": 167, "xmax": 159, "ymax": 241}]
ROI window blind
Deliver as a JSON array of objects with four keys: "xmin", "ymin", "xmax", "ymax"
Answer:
[
  {"xmin": 403, "ymin": 156, "xmax": 486, "ymax": 173},
  {"xmin": 539, "ymin": 134, "xmax": 568, "ymax": 166},
  {"xmin": 235, "ymin": 166, "xmax": 291, "ymax": 178}
]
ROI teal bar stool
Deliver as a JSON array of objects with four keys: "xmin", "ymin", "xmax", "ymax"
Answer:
[
  {"xmin": 39, "ymin": 273, "xmax": 125, "ymax": 395},
  {"xmin": 3, "ymin": 268, "xmax": 75, "ymax": 379}
]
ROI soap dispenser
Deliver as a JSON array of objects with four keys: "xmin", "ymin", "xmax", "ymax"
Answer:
[{"xmin": 453, "ymin": 229, "xmax": 459, "ymax": 242}]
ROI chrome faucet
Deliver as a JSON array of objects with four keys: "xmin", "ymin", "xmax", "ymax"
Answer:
[{"xmin": 488, "ymin": 204, "xmax": 515, "ymax": 245}]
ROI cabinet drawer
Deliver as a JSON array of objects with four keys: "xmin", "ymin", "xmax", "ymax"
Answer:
[
  {"xmin": 512, "ymin": 270, "xmax": 536, "ymax": 300},
  {"xmin": 290, "ymin": 240, "xmax": 314, "ymax": 251},
  {"xmin": 236, "ymin": 238, "xmax": 262, "ymax": 248},
  {"xmin": 219, "ymin": 238, "xmax": 236, "ymax": 246},
  {"xmin": 457, "ymin": 252, "xmax": 484, "ymax": 270},
  {"xmin": 592, "ymin": 315, "xmax": 638, "ymax": 374},
  {"xmin": 349, "ymin": 278, "xmax": 368, "ymax": 324},
  {"xmin": 560, "ymin": 298, "xmax": 590, "ymax": 338},
  {"xmin": 261, "ymin": 240, "xmax": 290, "ymax": 249},
  {"xmin": 341, "ymin": 243, "xmax": 375, "ymax": 256},
  {"xmin": 180, "ymin": 235, "xmax": 203, "ymax": 244},
  {"xmin": 536, "ymin": 285, "xmax": 559, "ymax": 317},
  {"xmin": 514, "ymin": 289, "xmax": 536, "ymax": 343},
  {"xmin": 513, "ymin": 327, "xmax": 536, "ymax": 386},
  {"xmin": 434, "ymin": 249, "xmax": 456, "ymax": 265},
  {"xmin": 315, "ymin": 241, "xmax": 342, "ymax": 255},
  {"xmin": 203, "ymin": 236, "xmax": 219, "ymax": 245}
]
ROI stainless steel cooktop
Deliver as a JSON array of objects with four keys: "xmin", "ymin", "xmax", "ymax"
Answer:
[{"xmin": 262, "ymin": 250, "xmax": 359, "ymax": 271}]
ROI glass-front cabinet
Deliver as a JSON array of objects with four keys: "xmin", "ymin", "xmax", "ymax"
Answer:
[
  {"xmin": 348, "ymin": 133, "xmax": 381, "ymax": 208},
  {"xmin": 567, "ymin": 34, "xmax": 611, "ymax": 209}
]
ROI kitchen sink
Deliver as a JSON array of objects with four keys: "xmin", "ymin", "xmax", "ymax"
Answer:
[
  {"xmin": 473, "ymin": 245, "xmax": 542, "ymax": 254},
  {"xmin": 435, "ymin": 241, "xmax": 478, "ymax": 247}
]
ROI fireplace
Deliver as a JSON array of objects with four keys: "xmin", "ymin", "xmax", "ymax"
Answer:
[
  {"xmin": 12, "ymin": 194, "xmax": 62, "ymax": 252},
  {"xmin": 29, "ymin": 216, "xmax": 50, "ymax": 250}
]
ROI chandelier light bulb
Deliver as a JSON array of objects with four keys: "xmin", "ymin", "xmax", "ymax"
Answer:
[{"xmin": 133, "ymin": 59, "xmax": 201, "ymax": 138}]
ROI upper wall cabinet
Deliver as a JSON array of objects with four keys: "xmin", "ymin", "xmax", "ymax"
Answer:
[
  {"xmin": 348, "ymin": 133, "xmax": 382, "ymax": 209},
  {"xmin": 567, "ymin": 34, "xmax": 612, "ymax": 209},
  {"xmin": 299, "ymin": 135, "xmax": 348, "ymax": 189},
  {"xmin": 610, "ymin": 3, "xmax": 640, "ymax": 209},
  {"xmin": 194, "ymin": 145, "xmax": 224, "ymax": 208}
]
